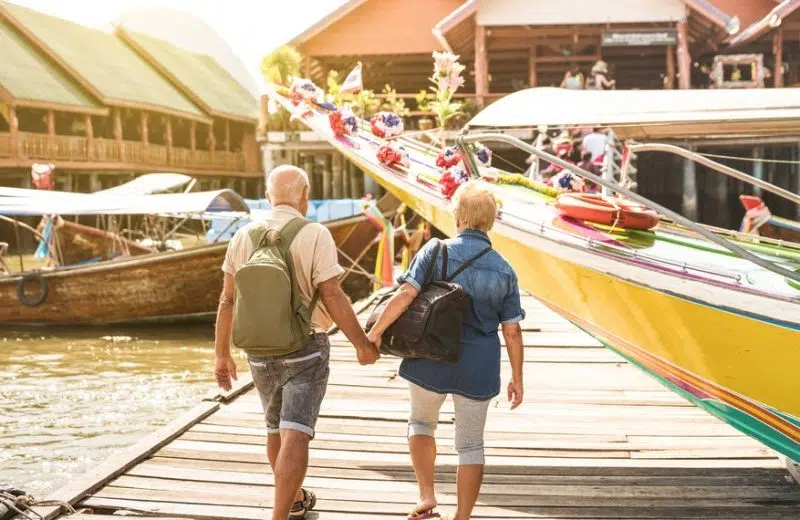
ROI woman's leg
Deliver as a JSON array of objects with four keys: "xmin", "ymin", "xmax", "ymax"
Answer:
[
  {"xmin": 451, "ymin": 394, "xmax": 491, "ymax": 520},
  {"xmin": 408, "ymin": 382, "xmax": 447, "ymax": 514}
]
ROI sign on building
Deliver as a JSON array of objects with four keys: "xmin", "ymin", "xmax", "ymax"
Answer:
[{"xmin": 602, "ymin": 28, "xmax": 678, "ymax": 47}]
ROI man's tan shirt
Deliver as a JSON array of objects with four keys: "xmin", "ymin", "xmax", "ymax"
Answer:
[{"xmin": 222, "ymin": 205, "xmax": 344, "ymax": 332}]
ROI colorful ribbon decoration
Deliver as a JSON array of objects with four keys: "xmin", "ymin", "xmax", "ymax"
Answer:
[
  {"xmin": 370, "ymin": 111, "xmax": 404, "ymax": 138},
  {"xmin": 550, "ymin": 171, "xmax": 587, "ymax": 193},
  {"xmin": 362, "ymin": 200, "xmax": 395, "ymax": 290},
  {"xmin": 377, "ymin": 144, "xmax": 410, "ymax": 169},
  {"xmin": 329, "ymin": 106, "xmax": 359, "ymax": 137},
  {"xmin": 439, "ymin": 161, "xmax": 470, "ymax": 199},
  {"xmin": 289, "ymin": 78, "xmax": 324, "ymax": 106},
  {"xmin": 436, "ymin": 146, "xmax": 461, "ymax": 168}
]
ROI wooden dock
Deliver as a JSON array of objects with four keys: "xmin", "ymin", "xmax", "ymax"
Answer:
[{"xmin": 32, "ymin": 295, "xmax": 799, "ymax": 520}]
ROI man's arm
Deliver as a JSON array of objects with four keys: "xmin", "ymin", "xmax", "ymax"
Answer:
[
  {"xmin": 214, "ymin": 273, "xmax": 238, "ymax": 391},
  {"xmin": 502, "ymin": 322, "xmax": 524, "ymax": 409},
  {"xmin": 318, "ymin": 277, "xmax": 379, "ymax": 365}
]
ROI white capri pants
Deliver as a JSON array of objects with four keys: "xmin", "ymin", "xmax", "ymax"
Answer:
[{"xmin": 408, "ymin": 382, "xmax": 491, "ymax": 465}]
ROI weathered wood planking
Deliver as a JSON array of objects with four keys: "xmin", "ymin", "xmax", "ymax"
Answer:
[{"xmin": 39, "ymin": 295, "xmax": 799, "ymax": 520}]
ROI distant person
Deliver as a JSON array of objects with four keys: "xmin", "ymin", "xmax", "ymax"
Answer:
[
  {"xmin": 582, "ymin": 126, "xmax": 607, "ymax": 160},
  {"xmin": 214, "ymin": 165, "xmax": 379, "ymax": 520},
  {"xmin": 578, "ymin": 151, "xmax": 601, "ymax": 192},
  {"xmin": 366, "ymin": 181, "xmax": 525, "ymax": 520},
  {"xmin": 560, "ymin": 67, "xmax": 584, "ymax": 90},
  {"xmin": 587, "ymin": 60, "xmax": 615, "ymax": 90}
]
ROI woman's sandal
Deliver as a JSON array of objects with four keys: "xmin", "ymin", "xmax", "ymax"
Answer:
[
  {"xmin": 408, "ymin": 506, "xmax": 440, "ymax": 519},
  {"xmin": 289, "ymin": 488, "xmax": 316, "ymax": 519}
]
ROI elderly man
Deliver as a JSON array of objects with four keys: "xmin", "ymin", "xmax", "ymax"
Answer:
[{"xmin": 214, "ymin": 165, "xmax": 379, "ymax": 520}]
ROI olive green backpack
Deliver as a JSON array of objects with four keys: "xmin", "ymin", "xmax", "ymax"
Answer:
[{"xmin": 232, "ymin": 218, "xmax": 318, "ymax": 356}]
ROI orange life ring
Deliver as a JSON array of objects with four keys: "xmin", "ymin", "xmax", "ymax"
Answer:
[{"xmin": 556, "ymin": 193, "xmax": 659, "ymax": 230}]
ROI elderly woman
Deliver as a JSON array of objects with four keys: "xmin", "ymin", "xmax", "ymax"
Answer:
[{"xmin": 367, "ymin": 181, "xmax": 525, "ymax": 520}]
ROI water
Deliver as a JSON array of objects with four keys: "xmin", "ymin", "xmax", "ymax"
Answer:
[{"xmin": 0, "ymin": 325, "xmax": 248, "ymax": 496}]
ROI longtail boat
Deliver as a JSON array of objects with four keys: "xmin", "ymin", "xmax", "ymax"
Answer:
[
  {"xmin": 0, "ymin": 189, "xmax": 408, "ymax": 325},
  {"xmin": 267, "ymin": 83, "xmax": 800, "ymax": 462}
]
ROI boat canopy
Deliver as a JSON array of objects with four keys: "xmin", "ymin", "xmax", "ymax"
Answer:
[
  {"xmin": 96, "ymin": 173, "xmax": 193, "ymax": 195},
  {"xmin": 466, "ymin": 87, "xmax": 800, "ymax": 140},
  {"xmin": 0, "ymin": 189, "xmax": 249, "ymax": 216}
]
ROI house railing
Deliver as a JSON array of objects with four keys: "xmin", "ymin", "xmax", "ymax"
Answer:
[
  {"xmin": 0, "ymin": 132, "xmax": 11, "ymax": 158},
  {"xmin": 4, "ymin": 132, "xmax": 252, "ymax": 173}
]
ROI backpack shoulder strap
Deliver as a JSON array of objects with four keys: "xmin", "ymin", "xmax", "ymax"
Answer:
[
  {"xmin": 248, "ymin": 223, "xmax": 273, "ymax": 250},
  {"xmin": 278, "ymin": 217, "xmax": 312, "ymax": 249},
  {"xmin": 446, "ymin": 246, "xmax": 492, "ymax": 282}
]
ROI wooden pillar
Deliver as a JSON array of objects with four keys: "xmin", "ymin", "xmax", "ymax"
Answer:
[
  {"xmin": 224, "ymin": 120, "xmax": 231, "ymax": 152},
  {"xmin": 112, "ymin": 108, "xmax": 123, "ymax": 141},
  {"xmin": 89, "ymin": 172, "xmax": 101, "ymax": 193},
  {"xmin": 665, "ymin": 44, "xmax": 676, "ymax": 89},
  {"xmin": 773, "ymin": 28, "xmax": 784, "ymax": 88},
  {"xmin": 331, "ymin": 153, "xmax": 343, "ymax": 199},
  {"xmin": 676, "ymin": 17, "xmax": 691, "ymax": 89},
  {"xmin": 165, "ymin": 117, "xmax": 173, "ymax": 165},
  {"xmin": 189, "ymin": 120, "xmax": 196, "ymax": 151},
  {"xmin": 303, "ymin": 154, "xmax": 315, "ymax": 199},
  {"xmin": 85, "ymin": 114, "xmax": 94, "ymax": 160},
  {"xmin": 8, "ymin": 105, "xmax": 18, "ymax": 159},
  {"xmin": 208, "ymin": 123, "xmax": 216, "ymax": 151},
  {"xmin": 139, "ymin": 111, "xmax": 149, "ymax": 145},
  {"xmin": 752, "ymin": 147, "xmax": 764, "ymax": 197},
  {"xmin": 682, "ymin": 146, "xmax": 698, "ymax": 220},
  {"xmin": 46, "ymin": 110, "xmax": 55, "ymax": 135},
  {"xmin": 319, "ymin": 155, "xmax": 331, "ymax": 199},
  {"xmin": 528, "ymin": 45, "xmax": 537, "ymax": 88},
  {"xmin": 474, "ymin": 23, "xmax": 488, "ymax": 108}
]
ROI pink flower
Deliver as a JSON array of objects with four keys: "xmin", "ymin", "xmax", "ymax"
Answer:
[
  {"xmin": 433, "ymin": 51, "xmax": 459, "ymax": 76},
  {"xmin": 447, "ymin": 71, "xmax": 464, "ymax": 92}
]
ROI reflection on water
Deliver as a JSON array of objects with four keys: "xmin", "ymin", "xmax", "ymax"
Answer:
[{"xmin": 0, "ymin": 325, "xmax": 247, "ymax": 496}]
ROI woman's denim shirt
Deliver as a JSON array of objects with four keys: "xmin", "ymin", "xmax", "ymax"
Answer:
[{"xmin": 397, "ymin": 229, "xmax": 524, "ymax": 400}]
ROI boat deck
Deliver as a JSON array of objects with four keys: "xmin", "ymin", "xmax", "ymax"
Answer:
[{"xmin": 36, "ymin": 295, "xmax": 799, "ymax": 520}]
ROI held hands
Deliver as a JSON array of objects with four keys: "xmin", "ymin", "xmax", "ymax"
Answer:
[
  {"xmin": 214, "ymin": 354, "xmax": 238, "ymax": 391},
  {"xmin": 507, "ymin": 378, "xmax": 523, "ymax": 410},
  {"xmin": 355, "ymin": 329, "xmax": 381, "ymax": 366}
]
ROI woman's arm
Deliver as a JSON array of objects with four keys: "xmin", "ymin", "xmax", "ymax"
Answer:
[
  {"xmin": 366, "ymin": 282, "xmax": 419, "ymax": 345},
  {"xmin": 502, "ymin": 322, "xmax": 524, "ymax": 409}
]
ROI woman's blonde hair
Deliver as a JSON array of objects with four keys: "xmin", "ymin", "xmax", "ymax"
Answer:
[{"xmin": 452, "ymin": 181, "xmax": 497, "ymax": 232}]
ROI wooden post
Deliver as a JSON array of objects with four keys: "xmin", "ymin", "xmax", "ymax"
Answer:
[
  {"xmin": 303, "ymin": 154, "xmax": 314, "ymax": 199},
  {"xmin": 224, "ymin": 120, "xmax": 231, "ymax": 152},
  {"xmin": 46, "ymin": 110, "xmax": 55, "ymax": 136},
  {"xmin": 666, "ymin": 44, "xmax": 676, "ymax": 89},
  {"xmin": 85, "ymin": 114, "xmax": 94, "ymax": 160},
  {"xmin": 474, "ymin": 23, "xmax": 488, "ymax": 108},
  {"xmin": 331, "ymin": 153, "xmax": 343, "ymax": 199},
  {"xmin": 682, "ymin": 146, "xmax": 698, "ymax": 220},
  {"xmin": 320, "ymin": 155, "xmax": 331, "ymax": 199},
  {"xmin": 189, "ymin": 120, "xmax": 196, "ymax": 151},
  {"xmin": 112, "ymin": 108, "xmax": 123, "ymax": 141},
  {"xmin": 140, "ymin": 111, "xmax": 149, "ymax": 145},
  {"xmin": 9, "ymin": 105, "xmax": 18, "ymax": 159},
  {"xmin": 752, "ymin": 147, "xmax": 764, "ymax": 197},
  {"xmin": 165, "ymin": 116, "xmax": 173, "ymax": 165},
  {"xmin": 528, "ymin": 45, "xmax": 538, "ymax": 88},
  {"xmin": 676, "ymin": 17, "xmax": 691, "ymax": 89},
  {"xmin": 773, "ymin": 28, "xmax": 784, "ymax": 88}
]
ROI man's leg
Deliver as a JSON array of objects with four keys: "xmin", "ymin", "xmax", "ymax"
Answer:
[
  {"xmin": 271, "ymin": 429, "xmax": 311, "ymax": 520},
  {"xmin": 407, "ymin": 382, "xmax": 447, "ymax": 514},
  {"xmin": 451, "ymin": 395, "xmax": 491, "ymax": 520}
]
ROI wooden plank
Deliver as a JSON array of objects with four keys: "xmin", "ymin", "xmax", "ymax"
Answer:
[{"xmin": 32, "ymin": 402, "xmax": 219, "ymax": 520}]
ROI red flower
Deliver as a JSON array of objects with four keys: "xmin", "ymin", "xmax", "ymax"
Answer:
[
  {"xmin": 436, "ymin": 150, "xmax": 461, "ymax": 168},
  {"xmin": 377, "ymin": 145, "xmax": 408, "ymax": 168},
  {"xmin": 439, "ymin": 171, "xmax": 461, "ymax": 199},
  {"xmin": 289, "ymin": 91, "xmax": 303, "ymax": 106},
  {"xmin": 329, "ymin": 111, "xmax": 347, "ymax": 137},
  {"xmin": 370, "ymin": 116, "xmax": 386, "ymax": 138}
]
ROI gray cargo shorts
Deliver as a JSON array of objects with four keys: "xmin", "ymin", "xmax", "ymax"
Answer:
[{"xmin": 247, "ymin": 333, "xmax": 330, "ymax": 438}]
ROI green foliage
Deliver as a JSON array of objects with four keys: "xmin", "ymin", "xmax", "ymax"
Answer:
[
  {"xmin": 415, "ymin": 89, "xmax": 434, "ymax": 112},
  {"xmin": 378, "ymin": 84, "xmax": 409, "ymax": 117},
  {"xmin": 261, "ymin": 46, "xmax": 302, "ymax": 85}
]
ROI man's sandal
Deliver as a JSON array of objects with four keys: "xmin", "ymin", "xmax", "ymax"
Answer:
[{"xmin": 289, "ymin": 488, "xmax": 316, "ymax": 519}]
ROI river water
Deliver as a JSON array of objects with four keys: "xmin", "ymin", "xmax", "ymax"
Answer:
[{"xmin": 0, "ymin": 325, "xmax": 248, "ymax": 497}]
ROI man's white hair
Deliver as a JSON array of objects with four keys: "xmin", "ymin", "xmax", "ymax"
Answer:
[{"xmin": 266, "ymin": 165, "xmax": 310, "ymax": 205}]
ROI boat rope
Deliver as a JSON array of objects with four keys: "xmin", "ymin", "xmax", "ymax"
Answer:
[
  {"xmin": 697, "ymin": 152, "xmax": 800, "ymax": 165},
  {"xmin": 0, "ymin": 491, "xmax": 76, "ymax": 520}
]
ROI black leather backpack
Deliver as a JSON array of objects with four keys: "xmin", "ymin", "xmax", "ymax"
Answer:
[{"xmin": 366, "ymin": 239, "xmax": 491, "ymax": 363}]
